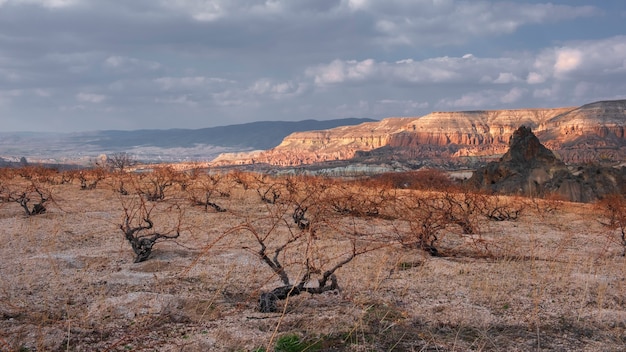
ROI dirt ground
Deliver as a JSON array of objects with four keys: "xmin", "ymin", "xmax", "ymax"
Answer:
[{"xmin": 1, "ymin": 172, "xmax": 625, "ymax": 351}]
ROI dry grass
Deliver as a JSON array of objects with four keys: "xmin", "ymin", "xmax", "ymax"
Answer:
[{"xmin": 0, "ymin": 169, "xmax": 625, "ymax": 351}]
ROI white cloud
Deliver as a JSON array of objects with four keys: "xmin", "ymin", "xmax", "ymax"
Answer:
[
  {"xmin": 155, "ymin": 95, "xmax": 198, "ymax": 107},
  {"xmin": 104, "ymin": 56, "xmax": 161, "ymax": 71},
  {"xmin": 500, "ymin": 87, "xmax": 526, "ymax": 104},
  {"xmin": 155, "ymin": 76, "xmax": 208, "ymax": 90},
  {"xmin": 533, "ymin": 35, "xmax": 626, "ymax": 81},
  {"xmin": 492, "ymin": 72, "xmax": 521, "ymax": 84},
  {"xmin": 76, "ymin": 92, "xmax": 106, "ymax": 103},
  {"xmin": 526, "ymin": 72, "xmax": 545, "ymax": 85},
  {"xmin": 354, "ymin": 1, "xmax": 599, "ymax": 47},
  {"xmin": 159, "ymin": 0, "xmax": 285, "ymax": 22},
  {"xmin": 306, "ymin": 55, "xmax": 526, "ymax": 86},
  {"xmin": 0, "ymin": 0, "xmax": 79, "ymax": 8},
  {"xmin": 0, "ymin": 89, "xmax": 22, "ymax": 104},
  {"xmin": 248, "ymin": 79, "xmax": 307, "ymax": 99},
  {"xmin": 439, "ymin": 91, "xmax": 494, "ymax": 109},
  {"xmin": 438, "ymin": 87, "xmax": 528, "ymax": 109},
  {"xmin": 554, "ymin": 49, "xmax": 583, "ymax": 76},
  {"xmin": 345, "ymin": 0, "xmax": 368, "ymax": 11}
]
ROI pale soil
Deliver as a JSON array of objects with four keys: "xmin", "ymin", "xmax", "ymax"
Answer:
[{"xmin": 1, "ymin": 177, "xmax": 625, "ymax": 351}]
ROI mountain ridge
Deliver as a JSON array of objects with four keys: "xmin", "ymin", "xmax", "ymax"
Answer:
[
  {"xmin": 212, "ymin": 100, "xmax": 626, "ymax": 168},
  {"xmin": 0, "ymin": 118, "xmax": 375, "ymax": 164}
]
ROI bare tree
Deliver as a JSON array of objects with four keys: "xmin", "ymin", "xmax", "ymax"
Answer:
[
  {"xmin": 254, "ymin": 176, "xmax": 281, "ymax": 204},
  {"xmin": 395, "ymin": 193, "xmax": 449, "ymax": 256},
  {"xmin": 188, "ymin": 174, "xmax": 228, "ymax": 212},
  {"xmin": 394, "ymin": 188, "xmax": 489, "ymax": 256},
  {"xmin": 4, "ymin": 183, "xmax": 51, "ymax": 216},
  {"xmin": 79, "ymin": 168, "xmax": 106, "ymax": 190},
  {"xmin": 106, "ymin": 152, "xmax": 137, "ymax": 173},
  {"xmin": 230, "ymin": 177, "xmax": 386, "ymax": 312},
  {"xmin": 596, "ymin": 194, "xmax": 626, "ymax": 256},
  {"xmin": 481, "ymin": 195, "xmax": 524, "ymax": 221},
  {"xmin": 141, "ymin": 167, "xmax": 176, "ymax": 201},
  {"xmin": 119, "ymin": 199, "xmax": 182, "ymax": 262}
]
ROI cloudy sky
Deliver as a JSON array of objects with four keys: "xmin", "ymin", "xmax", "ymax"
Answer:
[{"xmin": 1, "ymin": 0, "xmax": 625, "ymax": 132}]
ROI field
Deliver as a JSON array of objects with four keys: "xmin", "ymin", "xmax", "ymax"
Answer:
[{"xmin": 0, "ymin": 167, "xmax": 625, "ymax": 351}]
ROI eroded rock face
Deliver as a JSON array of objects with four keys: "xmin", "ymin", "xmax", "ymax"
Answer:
[
  {"xmin": 468, "ymin": 126, "xmax": 567, "ymax": 195},
  {"xmin": 211, "ymin": 100, "xmax": 626, "ymax": 167},
  {"xmin": 468, "ymin": 126, "xmax": 626, "ymax": 202}
]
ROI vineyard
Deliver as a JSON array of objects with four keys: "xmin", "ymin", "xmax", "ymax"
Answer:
[{"xmin": 1, "ymin": 166, "xmax": 625, "ymax": 351}]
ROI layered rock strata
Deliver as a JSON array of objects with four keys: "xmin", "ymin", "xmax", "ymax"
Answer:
[{"xmin": 211, "ymin": 100, "xmax": 626, "ymax": 167}]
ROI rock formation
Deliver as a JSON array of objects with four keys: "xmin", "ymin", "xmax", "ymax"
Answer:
[
  {"xmin": 468, "ymin": 126, "xmax": 626, "ymax": 202},
  {"xmin": 211, "ymin": 100, "xmax": 626, "ymax": 168}
]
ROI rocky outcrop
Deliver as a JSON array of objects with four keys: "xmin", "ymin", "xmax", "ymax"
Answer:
[
  {"xmin": 468, "ymin": 126, "xmax": 568, "ymax": 196},
  {"xmin": 212, "ymin": 118, "xmax": 412, "ymax": 166},
  {"xmin": 468, "ymin": 126, "xmax": 626, "ymax": 202},
  {"xmin": 211, "ymin": 100, "xmax": 626, "ymax": 167}
]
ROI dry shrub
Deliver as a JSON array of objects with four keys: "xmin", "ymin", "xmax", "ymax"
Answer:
[
  {"xmin": 16, "ymin": 165, "xmax": 60, "ymax": 184},
  {"xmin": 326, "ymin": 181, "xmax": 395, "ymax": 219},
  {"xmin": 119, "ymin": 195, "xmax": 184, "ymax": 262},
  {"xmin": 369, "ymin": 168, "xmax": 453, "ymax": 190},
  {"xmin": 78, "ymin": 167, "xmax": 108, "ymax": 190},
  {"xmin": 390, "ymin": 187, "xmax": 504, "ymax": 257},
  {"xmin": 226, "ymin": 176, "xmax": 390, "ymax": 313},
  {"xmin": 0, "ymin": 179, "xmax": 53, "ymax": 216},
  {"xmin": 134, "ymin": 166, "xmax": 179, "ymax": 201},
  {"xmin": 481, "ymin": 194, "xmax": 526, "ymax": 221},
  {"xmin": 186, "ymin": 173, "xmax": 230, "ymax": 212},
  {"xmin": 595, "ymin": 193, "xmax": 626, "ymax": 256}
]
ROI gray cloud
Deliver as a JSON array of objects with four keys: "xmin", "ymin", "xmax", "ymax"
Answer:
[{"xmin": 0, "ymin": 0, "xmax": 623, "ymax": 132}]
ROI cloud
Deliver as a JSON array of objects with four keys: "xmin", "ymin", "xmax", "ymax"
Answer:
[
  {"xmin": 500, "ymin": 87, "xmax": 527, "ymax": 104},
  {"xmin": 345, "ymin": 1, "xmax": 599, "ymax": 47},
  {"xmin": 155, "ymin": 95, "xmax": 198, "ymax": 107},
  {"xmin": 0, "ymin": 89, "xmax": 22, "ymax": 104},
  {"xmin": 0, "ymin": 1, "xmax": 623, "ymax": 132},
  {"xmin": 533, "ymin": 35, "xmax": 626, "ymax": 81},
  {"xmin": 438, "ymin": 87, "xmax": 527, "ymax": 109},
  {"xmin": 492, "ymin": 72, "xmax": 522, "ymax": 84},
  {"xmin": 526, "ymin": 72, "xmax": 546, "ymax": 85},
  {"xmin": 248, "ymin": 79, "xmax": 308, "ymax": 99},
  {"xmin": 0, "ymin": 0, "xmax": 80, "ymax": 8},
  {"xmin": 104, "ymin": 56, "xmax": 161, "ymax": 71},
  {"xmin": 306, "ymin": 55, "xmax": 528, "ymax": 86},
  {"xmin": 76, "ymin": 92, "xmax": 106, "ymax": 103},
  {"xmin": 308, "ymin": 59, "xmax": 377, "ymax": 86},
  {"xmin": 153, "ymin": 76, "xmax": 234, "ymax": 90}
]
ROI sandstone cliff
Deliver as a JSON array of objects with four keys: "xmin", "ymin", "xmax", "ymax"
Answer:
[{"xmin": 211, "ymin": 100, "xmax": 626, "ymax": 167}]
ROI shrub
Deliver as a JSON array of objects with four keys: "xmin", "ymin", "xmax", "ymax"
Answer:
[{"xmin": 596, "ymin": 193, "xmax": 626, "ymax": 256}]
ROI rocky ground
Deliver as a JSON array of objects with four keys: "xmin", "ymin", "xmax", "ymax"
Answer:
[{"xmin": 1, "ymin": 174, "xmax": 625, "ymax": 351}]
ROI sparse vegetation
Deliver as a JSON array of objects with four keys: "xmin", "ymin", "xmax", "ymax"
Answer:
[
  {"xmin": 119, "ymin": 196, "xmax": 183, "ymax": 262},
  {"xmin": 596, "ymin": 193, "xmax": 626, "ymax": 256},
  {"xmin": 0, "ymin": 181, "xmax": 51, "ymax": 216},
  {"xmin": 0, "ymin": 165, "xmax": 625, "ymax": 351},
  {"xmin": 105, "ymin": 152, "xmax": 137, "ymax": 173}
]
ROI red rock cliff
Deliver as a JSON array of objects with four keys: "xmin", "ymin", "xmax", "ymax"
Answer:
[{"xmin": 212, "ymin": 100, "xmax": 626, "ymax": 166}]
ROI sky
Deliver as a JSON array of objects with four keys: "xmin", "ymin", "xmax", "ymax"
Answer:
[{"xmin": 0, "ymin": 0, "xmax": 625, "ymax": 132}]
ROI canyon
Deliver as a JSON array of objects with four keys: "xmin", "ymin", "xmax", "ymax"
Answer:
[{"xmin": 212, "ymin": 100, "xmax": 626, "ymax": 168}]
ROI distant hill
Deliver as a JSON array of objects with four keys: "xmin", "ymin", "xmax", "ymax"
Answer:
[
  {"xmin": 75, "ymin": 118, "xmax": 376, "ymax": 150},
  {"xmin": 0, "ymin": 118, "xmax": 376, "ymax": 164}
]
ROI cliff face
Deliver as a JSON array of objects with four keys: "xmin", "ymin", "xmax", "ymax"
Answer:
[
  {"xmin": 211, "ymin": 100, "xmax": 626, "ymax": 167},
  {"xmin": 214, "ymin": 118, "xmax": 413, "ymax": 166},
  {"xmin": 469, "ymin": 126, "xmax": 626, "ymax": 202}
]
